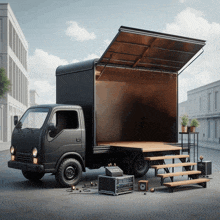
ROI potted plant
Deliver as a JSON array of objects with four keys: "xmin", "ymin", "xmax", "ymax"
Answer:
[
  {"xmin": 180, "ymin": 114, "xmax": 189, "ymax": 132},
  {"xmin": 190, "ymin": 118, "xmax": 200, "ymax": 132}
]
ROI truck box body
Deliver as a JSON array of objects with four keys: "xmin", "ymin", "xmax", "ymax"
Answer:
[{"xmin": 56, "ymin": 26, "xmax": 205, "ymax": 157}]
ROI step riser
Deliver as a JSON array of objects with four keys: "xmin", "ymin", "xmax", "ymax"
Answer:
[
  {"xmin": 163, "ymin": 178, "xmax": 210, "ymax": 187},
  {"xmin": 168, "ymin": 182, "xmax": 207, "ymax": 193},
  {"xmin": 151, "ymin": 162, "xmax": 197, "ymax": 169},
  {"xmin": 145, "ymin": 155, "xmax": 190, "ymax": 161},
  {"xmin": 157, "ymin": 171, "xmax": 201, "ymax": 178}
]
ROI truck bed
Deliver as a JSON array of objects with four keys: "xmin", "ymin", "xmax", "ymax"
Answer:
[{"xmin": 97, "ymin": 141, "xmax": 181, "ymax": 153}]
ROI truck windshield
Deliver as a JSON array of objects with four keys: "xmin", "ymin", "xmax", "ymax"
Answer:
[{"xmin": 18, "ymin": 108, "xmax": 50, "ymax": 129}]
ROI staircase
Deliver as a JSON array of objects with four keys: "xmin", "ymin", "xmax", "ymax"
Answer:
[{"xmin": 145, "ymin": 152, "xmax": 210, "ymax": 193}]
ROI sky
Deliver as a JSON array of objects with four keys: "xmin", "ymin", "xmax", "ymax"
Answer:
[{"xmin": 1, "ymin": 0, "xmax": 220, "ymax": 104}]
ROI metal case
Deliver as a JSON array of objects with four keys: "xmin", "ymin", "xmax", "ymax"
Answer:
[
  {"xmin": 197, "ymin": 161, "xmax": 212, "ymax": 175},
  {"xmin": 98, "ymin": 175, "xmax": 134, "ymax": 196}
]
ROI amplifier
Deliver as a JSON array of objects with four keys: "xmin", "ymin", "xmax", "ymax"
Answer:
[
  {"xmin": 98, "ymin": 175, "xmax": 134, "ymax": 196},
  {"xmin": 105, "ymin": 166, "xmax": 123, "ymax": 177},
  {"xmin": 197, "ymin": 161, "xmax": 212, "ymax": 176}
]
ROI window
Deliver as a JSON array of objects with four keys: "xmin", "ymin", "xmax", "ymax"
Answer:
[
  {"xmin": 199, "ymin": 97, "xmax": 202, "ymax": 111},
  {"xmin": 49, "ymin": 110, "xmax": 79, "ymax": 138},
  {"xmin": 215, "ymin": 91, "xmax": 218, "ymax": 110},
  {"xmin": 208, "ymin": 121, "xmax": 210, "ymax": 138},
  {"xmin": 9, "ymin": 20, "xmax": 12, "ymax": 48},
  {"xmin": 0, "ymin": 19, "xmax": 2, "ymax": 42},
  {"xmin": 19, "ymin": 108, "xmax": 49, "ymax": 129},
  {"xmin": 215, "ymin": 121, "xmax": 218, "ymax": 138},
  {"xmin": 9, "ymin": 57, "xmax": 12, "ymax": 96},
  {"xmin": 208, "ymin": 93, "xmax": 211, "ymax": 111}
]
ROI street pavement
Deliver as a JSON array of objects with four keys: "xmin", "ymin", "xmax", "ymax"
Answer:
[
  {"xmin": 0, "ymin": 141, "xmax": 10, "ymax": 152},
  {"xmin": 0, "ymin": 141, "xmax": 220, "ymax": 219}
]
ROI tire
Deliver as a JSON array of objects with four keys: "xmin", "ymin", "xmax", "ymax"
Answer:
[
  {"xmin": 118, "ymin": 157, "xmax": 132, "ymax": 175},
  {"xmin": 22, "ymin": 170, "xmax": 45, "ymax": 181},
  {"xmin": 55, "ymin": 158, "xmax": 82, "ymax": 187},
  {"xmin": 132, "ymin": 154, "xmax": 149, "ymax": 178}
]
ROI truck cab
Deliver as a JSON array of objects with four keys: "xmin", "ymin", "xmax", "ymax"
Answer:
[{"xmin": 8, "ymin": 104, "xmax": 86, "ymax": 187}]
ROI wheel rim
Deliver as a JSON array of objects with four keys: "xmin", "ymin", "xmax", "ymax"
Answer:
[
  {"xmin": 64, "ymin": 166, "xmax": 76, "ymax": 180},
  {"xmin": 136, "ymin": 160, "xmax": 145, "ymax": 171},
  {"xmin": 134, "ymin": 156, "xmax": 147, "ymax": 172}
]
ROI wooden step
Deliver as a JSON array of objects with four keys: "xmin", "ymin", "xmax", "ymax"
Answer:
[
  {"xmin": 145, "ymin": 155, "xmax": 189, "ymax": 161},
  {"xmin": 157, "ymin": 170, "xmax": 201, "ymax": 178},
  {"xmin": 151, "ymin": 162, "xmax": 196, "ymax": 169},
  {"xmin": 163, "ymin": 178, "xmax": 210, "ymax": 187}
]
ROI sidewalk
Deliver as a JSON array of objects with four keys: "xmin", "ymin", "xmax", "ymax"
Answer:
[
  {"xmin": 0, "ymin": 141, "xmax": 11, "ymax": 152},
  {"xmin": 198, "ymin": 141, "xmax": 220, "ymax": 151}
]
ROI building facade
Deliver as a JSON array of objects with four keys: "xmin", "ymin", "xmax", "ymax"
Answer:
[
  {"xmin": 0, "ymin": 3, "xmax": 29, "ymax": 142},
  {"xmin": 179, "ymin": 80, "xmax": 220, "ymax": 144},
  {"xmin": 29, "ymin": 90, "xmax": 38, "ymax": 107}
]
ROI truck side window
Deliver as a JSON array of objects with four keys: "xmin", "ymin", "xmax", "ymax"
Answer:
[{"xmin": 49, "ymin": 110, "xmax": 79, "ymax": 138}]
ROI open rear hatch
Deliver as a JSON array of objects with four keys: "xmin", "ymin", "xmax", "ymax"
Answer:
[
  {"xmin": 96, "ymin": 26, "xmax": 205, "ymax": 79},
  {"xmin": 95, "ymin": 26, "xmax": 205, "ymax": 147}
]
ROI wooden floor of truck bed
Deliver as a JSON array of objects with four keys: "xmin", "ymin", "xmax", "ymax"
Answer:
[{"xmin": 97, "ymin": 142, "xmax": 181, "ymax": 153}]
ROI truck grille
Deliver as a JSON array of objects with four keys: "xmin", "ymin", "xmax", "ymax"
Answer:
[{"xmin": 16, "ymin": 153, "xmax": 32, "ymax": 163}]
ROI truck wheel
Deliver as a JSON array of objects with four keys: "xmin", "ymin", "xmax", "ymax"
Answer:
[
  {"xmin": 22, "ymin": 170, "xmax": 45, "ymax": 181},
  {"xmin": 133, "ymin": 154, "xmax": 149, "ymax": 178},
  {"xmin": 55, "ymin": 158, "xmax": 82, "ymax": 187}
]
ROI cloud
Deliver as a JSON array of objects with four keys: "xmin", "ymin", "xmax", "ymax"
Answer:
[
  {"xmin": 29, "ymin": 49, "xmax": 102, "ymax": 104},
  {"xmin": 66, "ymin": 21, "xmax": 96, "ymax": 42},
  {"xmin": 33, "ymin": 81, "xmax": 55, "ymax": 104},
  {"xmin": 163, "ymin": 7, "xmax": 220, "ymax": 102},
  {"xmin": 104, "ymin": 39, "xmax": 111, "ymax": 45},
  {"xmin": 71, "ymin": 59, "xmax": 80, "ymax": 63},
  {"xmin": 29, "ymin": 49, "xmax": 69, "ymax": 104},
  {"xmin": 84, "ymin": 53, "xmax": 100, "ymax": 60},
  {"xmin": 179, "ymin": 0, "xmax": 186, "ymax": 3}
]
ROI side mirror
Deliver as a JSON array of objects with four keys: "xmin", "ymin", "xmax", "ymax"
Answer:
[
  {"xmin": 14, "ymin": 115, "xmax": 18, "ymax": 126},
  {"xmin": 48, "ymin": 123, "xmax": 56, "ymax": 132}
]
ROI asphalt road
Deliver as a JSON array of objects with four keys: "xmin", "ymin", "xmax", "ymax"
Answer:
[{"xmin": 0, "ymin": 148, "xmax": 220, "ymax": 220}]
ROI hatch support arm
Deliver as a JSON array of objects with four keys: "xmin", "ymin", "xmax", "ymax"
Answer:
[{"xmin": 178, "ymin": 49, "xmax": 204, "ymax": 76}]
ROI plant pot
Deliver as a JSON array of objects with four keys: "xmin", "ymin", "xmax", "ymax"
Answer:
[
  {"xmin": 190, "ymin": 126, "xmax": 196, "ymax": 132},
  {"xmin": 181, "ymin": 126, "xmax": 187, "ymax": 133}
]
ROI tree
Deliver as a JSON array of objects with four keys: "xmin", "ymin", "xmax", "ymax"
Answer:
[{"xmin": 0, "ymin": 68, "xmax": 11, "ymax": 98}]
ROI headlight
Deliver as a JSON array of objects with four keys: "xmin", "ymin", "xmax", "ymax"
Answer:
[
  {"xmin": 32, "ymin": 148, "xmax": 38, "ymax": 158},
  {"xmin": 10, "ymin": 146, "xmax": 15, "ymax": 155}
]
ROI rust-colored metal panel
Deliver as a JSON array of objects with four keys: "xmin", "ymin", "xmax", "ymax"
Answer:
[
  {"xmin": 95, "ymin": 70, "xmax": 177, "ymax": 142},
  {"xmin": 98, "ymin": 26, "xmax": 205, "ymax": 75}
]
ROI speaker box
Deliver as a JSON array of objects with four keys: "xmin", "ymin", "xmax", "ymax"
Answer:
[
  {"xmin": 197, "ymin": 161, "xmax": 212, "ymax": 176},
  {"xmin": 98, "ymin": 175, "xmax": 134, "ymax": 196},
  {"xmin": 138, "ymin": 180, "xmax": 149, "ymax": 191}
]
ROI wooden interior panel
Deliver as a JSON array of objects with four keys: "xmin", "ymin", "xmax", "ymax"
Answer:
[{"xmin": 95, "ymin": 69, "xmax": 177, "ymax": 142}]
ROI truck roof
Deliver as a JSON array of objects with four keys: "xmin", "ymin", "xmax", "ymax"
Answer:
[
  {"xmin": 56, "ymin": 59, "xmax": 98, "ymax": 76},
  {"xmin": 29, "ymin": 104, "xmax": 82, "ymax": 110}
]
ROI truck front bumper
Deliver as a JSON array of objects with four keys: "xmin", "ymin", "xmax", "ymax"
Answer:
[{"xmin": 8, "ymin": 160, "xmax": 45, "ymax": 173}]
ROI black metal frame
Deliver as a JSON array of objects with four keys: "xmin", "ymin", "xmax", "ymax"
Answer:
[{"xmin": 179, "ymin": 132, "xmax": 199, "ymax": 164}]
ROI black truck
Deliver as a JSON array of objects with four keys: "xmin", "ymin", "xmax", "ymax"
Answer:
[{"xmin": 8, "ymin": 26, "xmax": 205, "ymax": 187}]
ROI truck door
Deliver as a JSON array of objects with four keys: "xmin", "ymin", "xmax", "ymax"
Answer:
[{"xmin": 44, "ymin": 110, "xmax": 83, "ymax": 170}]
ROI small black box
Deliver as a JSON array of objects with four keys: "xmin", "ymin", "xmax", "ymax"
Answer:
[
  {"xmin": 197, "ymin": 161, "xmax": 212, "ymax": 176},
  {"xmin": 105, "ymin": 166, "xmax": 123, "ymax": 177}
]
